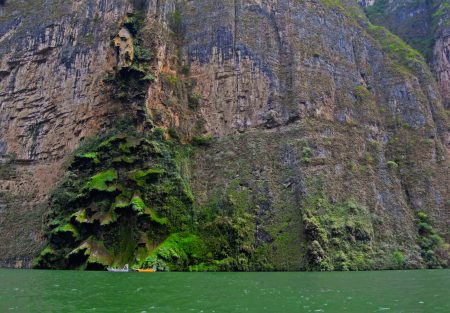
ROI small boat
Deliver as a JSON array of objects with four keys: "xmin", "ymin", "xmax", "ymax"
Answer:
[
  {"xmin": 107, "ymin": 264, "xmax": 129, "ymax": 272},
  {"xmin": 136, "ymin": 267, "xmax": 156, "ymax": 273}
]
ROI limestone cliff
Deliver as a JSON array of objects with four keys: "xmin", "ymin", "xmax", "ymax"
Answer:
[
  {"xmin": 0, "ymin": 0, "xmax": 449, "ymax": 270},
  {"xmin": 365, "ymin": 0, "xmax": 450, "ymax": 108}
]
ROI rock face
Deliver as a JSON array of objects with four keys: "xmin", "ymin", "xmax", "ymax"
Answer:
[
  {"xmin": 0, "ymin": 0, "xmax": 131, "ymax": 267},
  {"xmin": 0, "ymin": 0, "xmax": 449, "ymax": 270},
  {"xmin": 365, "ymin": 0, "xmax": 450, "ymax": 108},
  {"xmin": 432, "ymin": 2, "xmax": 450, "ymax": 109}
]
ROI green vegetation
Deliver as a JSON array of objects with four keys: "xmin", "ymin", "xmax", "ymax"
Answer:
[
  {"xmin": 192, "ymin": 135, "xmax": 214, "ymax": 146},
  {"xmin": 387, "ymin": 160, "xmax": 399, "ymax": 170},
  {"xmin": 416, "ymin": 211, "xmax": 448, "ymax": 268},
  {"xmin": 82, "ymin": 169, "xmax": 118, "ymax": 193},
  {"xmin": 364, "ymin": 0, "xmax": 389, "ymax": 21},
  {"xmin": 34, "ymin": 128, "xmax": 198, "ymax": 270},
  {"xmin": 392, "ymin": 250, "xmax": 406, "ymax": 269},
  {"xmin": 142, "ymin": 233, "xmax": 208, "ymax": 271},
  {"xmin": 353, "ymin": 85, "xmax": 371, "ymax": 100},
  {"xmin": 301, "ymin": 146, "xmax": 313, "ymax": 164},
  {"xmin": 165, "ymin": 74, "xmax": 179, "ymax": 88},
  {"xmin": 193, "ymin": 180, "xmax": 271, "ymax": 272},
  {"xmin": 31, "ymin": 0, "xmax": 450, "ymax": 273},
  {"xmin": 367, "ymin": 23, "xmax": 425, "ymax": 73},
  {"xmin": 103, "ymin": 10, "xmax": 154, "ymax": 114},
  {"xmin": 35, "ymin": 128, "xmax": 264, "ymax": 271},
  {"xmin": 168, "ymin": 10, "xmax": 183, "ymax": 39},
  {"xmin": 301, "ymin": 186, "xmax": 374, "ymax": 271},
  {"xmin": 365, "ymin": 0, "xmax": 450, "ymax": 59},
  {"xmin": 432, "ymin": 1, "xmax": 450, "ymax": 31},
  {"xmin": 188, "ymin": 92, "xmax": 201, "ymax": 110}
]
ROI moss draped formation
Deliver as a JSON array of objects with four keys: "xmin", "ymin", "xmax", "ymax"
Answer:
[
  {"xmin": 33, "ymin": 128, "xmax": 269, "ymax": 271},
  {"xmin": 34, "ymin": 129, "xmax": 197, "ymax": 270}
]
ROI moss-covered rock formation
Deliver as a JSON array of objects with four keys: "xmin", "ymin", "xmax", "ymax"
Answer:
[
  {"xmin": 34, "ymin": 128, "xmax": 199, "ymax": 270},
  {"xmin": 301, "ymin": 189, "xmax": 375, "ymax": 271},
  {"xmin": 33, "ymin": 128, "xmax": 275, "ymax": 271}
]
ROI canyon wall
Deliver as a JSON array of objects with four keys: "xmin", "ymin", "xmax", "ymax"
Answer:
[{"xmin": 0, "ymin": 0, "xmax": 449, "ymax": 270}]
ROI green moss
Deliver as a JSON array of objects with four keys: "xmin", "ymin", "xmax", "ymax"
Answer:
[
  {"xmin": 302, "ymin": 146, "xmax": 313, "ymax": 164},
  {"xmin": 113, "ymin": 194, "xmax": 131, "ymax": 209},
  {"xmin": 166, "ymin": 74, "xmax": 179, "ymax": 87},
  {"xmin": 142, "ymin": 233, "xmax": 208, "ymax": 270},
  {"xmin": 73, "ymin": 209, "xmax": 89, "ymax": 224},
  {"xmin": 51, "ymin": 223, "xmax": 80, "ymax": 241},
  {"xmin": 98, "ymin": 135, "xmax": 126, "ymax": 149},
  {"xmin": 82, "ymin": 169, "xmax": 118, "ymax": 193},
  {"xmin": 188, "ymin": 92, "xmax": 201, "ymax": 110},
  {"xmin": 353, "ymin": 85, "xmax": 371, "ymax": 100},
  {"xmin": 130, "ymin": 168, "xmax": 164, "ymax": 187},
  {"xmin": 141, "ymin": 74, "xmax": 156, "ymax": 82},
  {"xmin": 416, "ymin": 211, "xmax": 448, "ymax": 268},
  {"xmin": 68, "ymin": 238, "xmax": 113, "ymax": 267},
  {"xmin": 392, "ymin": 250, "xmax": 406, "ymax": 269},
  {"xmin": 72, "ymin": 206, "xmax": 118, "ymax": 226},
  {"xmin": 36, "ymin": 129, "xmax": 198, "ymax": 270},
  {"xmin": 75, "ymin": 152, "xmax": 100, "ymax": 164},
  {"xmin": 191, "ymin": 179, "xmax": 264, "ymax": 272},
  {"xmin": 387, "ymin": 160, "xmax": 399, "ymax": 170},
  {"xmin": 33, "ymin": 246, "xmax": 57, "ymax": 269},
  {"xmin": 367, "ymin": 23, "xmax": 425, "ymax": 73},
  {"xmin": 365, "ymin": 0, "xmax": 443, "ymax": 58},
  {"xmin": 112, "ymin": 155, "xmax": 136, "ymax": 164},
  {"xmin": 130, "ymin": 195, "xmax": 146, "ymax": 213},
  {"xmin": 146, "ymin": 208, "xmax": 169, "ymax": 226},
  {"xmin": 432, "ymin": 1, "xmax": 450, "ymax": 31},
  {"xmin": 301, "ymin": 186, "xmax": 374, "ymax": 271},
  {"xmin": 321, "ymin": 0, "xmax": 345, "ymax": 11},
  {"xmin": 40, "ymin": 246, "xmax": 55, "ymax": 257},
  {"xmin": 118, "ymin": 137, "xmax": 142, "ymax": 153},
  {"xmin": 192, "ymin": 135, "xmax": 214, "ymax": 146}
]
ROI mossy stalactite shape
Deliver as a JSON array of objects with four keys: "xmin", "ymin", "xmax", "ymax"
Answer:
[{"xmin": 35, "ymin": 131, "xmax": 196, "ymax": 270}]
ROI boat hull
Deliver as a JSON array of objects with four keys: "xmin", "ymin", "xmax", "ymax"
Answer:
[{"xmin": 136, "ymin": 269, "xmax": 156, "ymax": 273}]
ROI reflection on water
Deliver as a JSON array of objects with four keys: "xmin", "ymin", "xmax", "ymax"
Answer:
[{"xmin": 0, "ymin": 269, "xmax": 449, "ymax": 312}]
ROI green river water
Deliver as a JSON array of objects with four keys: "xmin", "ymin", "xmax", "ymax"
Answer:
[{"xmin": 0, "ymin": 269, "xmax": 448, "ymax": 312}]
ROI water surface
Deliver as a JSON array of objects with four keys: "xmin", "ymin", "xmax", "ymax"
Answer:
[{"xmin": 0, "ymin": 269, "xmax": 448, "ymax": 312}]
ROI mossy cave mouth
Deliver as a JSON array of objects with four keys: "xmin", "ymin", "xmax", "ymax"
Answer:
[{"xmin": 0, "ymin": 0, "xmax": 449, "ymax": 270}]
